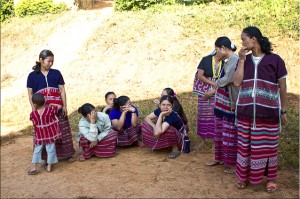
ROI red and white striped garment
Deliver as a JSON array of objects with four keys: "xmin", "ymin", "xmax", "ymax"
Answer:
[{"xmin": 30, "ymin": 106, "xmax": 61, "ymax": 145}]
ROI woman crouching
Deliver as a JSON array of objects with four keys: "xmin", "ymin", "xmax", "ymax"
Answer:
[
  {"xmin": 142, "ymin": 95, "xmax": 186, "ymax": 159},
  {"xmin": 77, "ymin": 103, "xmax": 118, "ymax": 161}
]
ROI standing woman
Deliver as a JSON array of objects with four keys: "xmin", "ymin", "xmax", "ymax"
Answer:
[
  {"xmin": 193, "ymin": 50, "xmax": 224, "ymax": 146},
  {"xmin": 77, "ymin": 103, "xmax": 118, "ymax": 161},
  {"xmin": 233, "ymin": 26, "xmax": 287, "ymax": 192},
  {"xmin": 109, "ymin": 96, "xmax": 143, "ymax": 147},
  {"xmin": 27, "ymin": 49, "xmax": 75, "ymax": 162},
  {"xmin": 205, "ymin": 37, "xmax": 239, "ymax": 175}
]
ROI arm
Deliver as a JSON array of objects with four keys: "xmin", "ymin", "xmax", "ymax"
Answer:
[
  {"xmin": 145, "ymin": 112, "xmax": 157, "ymax": 129},
  {"xmin": 128, "ymin": 106, "xmax": 138, "ymax": 127},
  {"xmin": 197, "ymin": 69, "xmax": 214, "ymax": 86},
  {"xmin": 111, "ymin": 111, "xmax": 127, "ymax": 131},
  {"xmin": 215, "ymin": 60, "xmax": 236, "ymax": 88},
  {"xmin": 97, "ymin": 113, "xmax": 112, "ymax": 141},
  {"xmin": 278, "ymin": 78, "xmax": 287, "ymax": 124},
  {"xmin": 233, "ymin": 47, "xmax": 248, "ymax": 86},
  {"xmin": 78, "ymin": 119, "xmax": 98, "ymax": 142},
  {"xmin": 154, "ymin": 110, "xmax": 171, "ymax": 137},
  {"xmin": 58, "ymin": 84, "xmax": 68, "ymax": 117},
  {"xmin": 27, "ymin": 88, "xmax": 35, "ymax": 111}
]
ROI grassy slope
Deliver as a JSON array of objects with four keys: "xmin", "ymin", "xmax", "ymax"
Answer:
[{"xmin": 1, "ymin": 1, "xmax": 299, "ymax": 169}]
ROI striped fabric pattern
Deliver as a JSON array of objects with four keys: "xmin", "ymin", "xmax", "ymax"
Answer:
[
  {"xmin": 115, "ymin": 124, "xmax": 141, "ymax": 146},
  {"xmin": 236, "ymin": 119, "xmax": 279, "ymax": 184},
  {"xmin": 142, "ymin": 122, "xmax": 183, "ymax": 150},
  {"xmin": 80, "ymin": 130, "xmax": 118, "ymax": 158},
  {"xmin": 197, "ymin": 96, "xmax": 216, "ymax": 139},
  {"xmin": 214, "ymin": 116, "xmax": 238, "ymax": 166}
]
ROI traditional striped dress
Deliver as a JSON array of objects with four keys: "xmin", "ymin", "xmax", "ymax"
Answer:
[
  {"xmin": 142, "ymin": 109, "xmax": 186, "ymax": 150},
  {"xmin": 236, "ymin": 53, "xmax": 287, "ymax": 184},
  {"xmin": 193, "ymin": 55, "xmax": 224, "ymax": 139},
  {"xmin": 214, "ymin": 54, "xmax": 239, "ymax": 167},
  {"xmin": 27, "ymin": 69, "xmax": 75, "ymax": 159}
]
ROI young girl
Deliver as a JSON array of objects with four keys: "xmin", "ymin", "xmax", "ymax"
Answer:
[
  {"xmin": 143, "ymin": 95, "xmax": 186, "ymax": 159},
  {"xmin": 77, "ymin": 103, "xmax": 118, "ymax": 161},
  {"xmin": 109, "ymin": 96, "xmax": 142, "ymax": 146},
  {"xmin": 101, "ymin": 91, "xmax": 116, "ymax": 115},
  {"xmin": 28, "ymin": 93, "xmax": 61, "ymax": 174}
]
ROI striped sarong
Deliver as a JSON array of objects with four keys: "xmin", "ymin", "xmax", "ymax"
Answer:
[
  {"xmin": 214, "ymin": 116, "xmax": 238, "ymax": 166},
  {"xmin": 116, "ymin": 124, "xmax": 141, "ymax": 146},
  {"xmin": 236, "ymin": 119, "xmax": 279, "ymax": 184},
  {"xmin": 142, "ymin": 122, "xmax": 183, "ymax": 150},
  {"xmin": 197, "ymin": 96, "xmax": 215, "ymax": 139},
  {"xmin": 40, "ymin": 112, "xmax": 75, "ymax": 159},
  {"xmin": 80, "ymin": 130, "xmax": 118, "ymax": 158}
]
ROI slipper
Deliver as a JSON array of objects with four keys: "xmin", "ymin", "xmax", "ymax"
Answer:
[
  {"xmin": 168, "ymin": 151, "xmax": 180, "ymax": 159},
  {"xmin": 224, "ymin": 167, "xmax": 236, "ymax": 174},
  {"xmin": 79, "ymin": 155, "xmax": 86, "ymax": 162},
  {"xmin": 266, "ymin": 181, "xmax": 277, "ymax": 193},
  {"xmin": 68, "ymin": 157, "xmax": 76, "ymax": 163},
  {"xmin": 205, "ymin": 160, "xmax": 224, "ymax": 166},
  {"xmin": 27, "ymin": 169, "xmax": 38, "ymax": 175},
  {"xmin": 236, "ymin": 181, "xmax": 247, "ymax": 189}
]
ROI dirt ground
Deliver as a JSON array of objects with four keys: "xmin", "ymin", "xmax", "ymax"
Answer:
[{"xmin": 1, "ymin": 1, "xmax": 299, "ymax": 198}]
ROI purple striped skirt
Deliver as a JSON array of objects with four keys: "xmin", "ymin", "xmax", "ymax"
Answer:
[
  {"xmin": 115, "ymin": 124, "xmax": 141, "ymax": 146},
  {"xmin": 80, "ymin": 130, "xmax": 118, "ymax": 158},
  {"xmin": 142, "ymin": 122, "xmax": 183, "ymax": 150},
  {"xmin": 197, "ymin": 96, "xmax": 216, "ymax": 139}
]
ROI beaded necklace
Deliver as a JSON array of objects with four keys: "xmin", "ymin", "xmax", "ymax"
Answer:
[{"xmin": 212, "ymin": 56, "xmax": 222, "ymax": 79}]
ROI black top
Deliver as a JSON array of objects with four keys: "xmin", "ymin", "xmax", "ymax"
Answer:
[{"xmin": 197, "ymin": 55, "xmax": 224, "ymax": 78}]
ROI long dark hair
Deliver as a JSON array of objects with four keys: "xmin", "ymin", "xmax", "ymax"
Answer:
[
  {"xmin": 215, "ymin": 36, "xmax": 237, "ymax": 52},
  {"xmin": 32, "ymin": 49, "xmax": 54, "ymax": 73},
  {"xmin": 78, "ymin": 103, "xmax": 95, "ymax": 117},
  {"xmin": 162, "ymin": 88, "xmax": 188, "ymax": 125},
  {"xmin": 242, "ymin": 26, "xmax": 272, "ymax": 54},
  {"xmin": 112, "ymin": 96, "xmax": 130, "ymax": 110}
]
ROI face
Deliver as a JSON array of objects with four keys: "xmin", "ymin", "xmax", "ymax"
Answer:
[
  {"xmin": 161, "ymin": 90, "xmax": 167, "ymax": 97},
  {"xmin": 86, "ymin": 108, "xmax": 96, "ymax": 122},
  {"xmin": 159, "ymin": 100, "xmax": 172, "ymax": 112},
  {"xmin": 241, "ymin": 32, "xmax": 255, "ymax": 51},
  {"xmin": 215, "ymin": 46, "xmax": 226, "ymax": 60},
  {"xmin": 120, "ymin": 99, "xmax": 131, "ymax": 112},
  {"xmin": 105, "ymin": 94, "xmax": 116, "ymax": 105},
  {"xmin": 40, "ymin": 56, "xmax": 54, "ymax": 71}
]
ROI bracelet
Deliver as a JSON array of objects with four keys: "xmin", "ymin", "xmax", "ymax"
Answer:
[{"xmin": 281, "ymin": 110, "xmax": 286, "ymax": 115}]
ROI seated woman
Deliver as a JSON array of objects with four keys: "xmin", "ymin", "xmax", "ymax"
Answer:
[
  {"xmin": 101, "ymin": 91, "xmax": 116, "ymax": 115},
  {"xmin": 109, "ymin": 96, "xmax": 142, "ymax": 147},
  {"xmin": 153, "ymin": 88, "xmax": 189, "ymax": 131},
  {"xmin": 77, "ymin": 103, "xmax": 118, "ymax": 161},
  {"xmin": 143, "ymin": 95, "xmax": 186, "ymax": 159}
]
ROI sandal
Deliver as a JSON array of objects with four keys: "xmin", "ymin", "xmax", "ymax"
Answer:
[
  {"xmin": 79, "ymin": 155, "xmax": 86, "ymax": 162},
  {"xmin": 68, "ymin": 157, "xmax": 76, "ymax": 163},
  {"xmin": 205, "ymin": 160, "xmax": 224, "ymax": 166},
  {"xmin": 168, "ymin": 151, "xmax": 180, "ymax": 159},
  {"xmin": 27, "ymin": 169, "xmax": 38, "ymax": 175},
  {"xmin": 236, "ymin": 181, "xmax": 247, "ymax": 189},
  {"xmin": 266, "ymin": 181, "xmax": 277, "ymax": 193},
  {"xmin": 224, "ymin": 167, "xmax": 236, "ymax": 174}
]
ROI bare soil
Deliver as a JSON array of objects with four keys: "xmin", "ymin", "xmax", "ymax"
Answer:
[{"xmin": 1, "ymin": 1, "xmax": 299, "ymax": 198}]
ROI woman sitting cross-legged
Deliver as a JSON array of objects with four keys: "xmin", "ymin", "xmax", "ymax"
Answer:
[
  {"xmin": 77, "ymin": 103, "xmax": 118, "ymax": 161},
  {"xmin": 142, "ymin": 95, "xmax": 187, "ymax": 159},
  {"xmin": 109, "ymin": 96, "xmax": 143, "ymax": 147}
]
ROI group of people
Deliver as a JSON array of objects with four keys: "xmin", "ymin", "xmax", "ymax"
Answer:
[
  {"xmin": 194, "ymin": 26, "xmax": 287, "ymax": 192},
  {"xmin": 26, "ymin": 26, "xmax": 287, "ymax": 193}
]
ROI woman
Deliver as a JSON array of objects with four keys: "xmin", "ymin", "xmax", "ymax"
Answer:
[
  {"xmin": 101, "ymin": 91, "xmax": 116, "ymax": 115},
  {"xmin": 142, "ymin": 95, "xmax": 186, "ymax": 159},
  {"xmin": 77, "ymin": 103, "xmax": 118, "ymax": 161},
  {"xmin": 27, "ymin": 49, "xmax": 75, "ymax": 162},
  {"xmin": 193, "ymin": 49, "xmax": 224, "ymax": 146},
  {"xmin": 233, "ymin": 26, "xmax": 287, "ymax": 192},
  {"xmin": 205, "ymin": 37, "xmax": 239, "ymax": 175},
  {"xmin": 109, "ymin": 95, "xmax": 142, "ymax": 147}
]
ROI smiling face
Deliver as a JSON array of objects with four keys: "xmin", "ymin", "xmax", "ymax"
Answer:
[
  {"xmin": 105, "ymin": 93, "xmax": 116, "ymax": 105},
  {"xmin": 159, "ymin": 99, "xmax": 172, "ymax": 112},
  {"xmin": 40, "ymin": 56, "xmax": 54, "ymax": 71}
]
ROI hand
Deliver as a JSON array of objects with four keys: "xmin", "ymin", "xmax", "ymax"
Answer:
[
  {"xmin": 154, "ymin": 131, "xmax": 161, "ymax": 138},
  {"xmin": 203, "ymin": 90, "xmax": 215, "ymax": 100},
  {"xmin": 89, "ymin": 140, "xmax": 98, "ymax": 149},
  {"xmin": 160, "ymin": 109, "xmax": 172, "ymax": 117},
  {"xmin": 153, "ymin": 99, "xmax": 160, "ymax": 106},
  {"xmin": 281, "ymin": 114, "xmax": 287, "ymax": 125},
  {"xmin": 89, "ymin": 110, "xmax": 97, "ymax": 123},
  {"xmin": 62, "ymin": 106, "xmax": 68, "ymax": 117},
  {"xmin": 103, "ymin": 104, "xmax": 113, "ymax": 112},
  {"xmin": 238, "ymin": 46, "xmax": 249, "ymax": 61},
  {"xmin": 127, "ymin": 106, "xmax": 136, "ymax": 113}
]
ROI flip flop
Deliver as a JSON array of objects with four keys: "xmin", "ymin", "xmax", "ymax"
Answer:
[
  {"xmin": 205, "ymin": 160, "xmax": 224, "ymax": 166},
  {"xmin": 27, "ymin": 169, "xmax": 38, "ymax": 175},
  {"xmin": 168, "ymin": 151, "xmax": 180, "ymax": 159},
  {"xmin": 68, "ymin": 157, "xmax": 76, "ymax": 163},
  {"xmin": 236, "ymin": 181, "xmax": 247, "ymax": 189},
  {"xmin": 224, "ymin": 167, "xmax": 236, "ymax": 174},
  {"xmin": 79, "ymin": 155, "xmax": 86, "ymax": 162},
  {"xmin": 266, "ymin": 181, "xmax": 277, "ymax": 193}
]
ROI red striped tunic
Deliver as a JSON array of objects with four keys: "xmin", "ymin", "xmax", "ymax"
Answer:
[{"xmin": 30, "ymin": 106, "xmax": 61, "ymax": 145}]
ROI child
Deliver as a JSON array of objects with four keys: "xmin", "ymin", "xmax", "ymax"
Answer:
[
  {"xmin": 28, "ymin": 93, "xmax": 62, "ymax": 174},
  {"xmin": 101, "ymin": 91, "xmax": 116, "ymax": 115}
]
